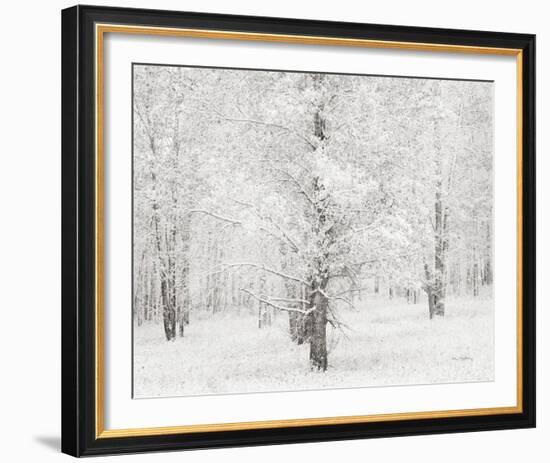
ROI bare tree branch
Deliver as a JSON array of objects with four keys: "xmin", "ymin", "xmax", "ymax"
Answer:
[
  {"xmin": 268, "ymin": 296, "xmax": 310, "ymax": 304},
  {"xmin": 326, "ymin": 305, "xmax": 352, "ymax": 340},
  {"xmin": 240, "ymin": 289, "xmax": 315, "ymax": 315},
  {"xmin": 332, "ymin": 287, "xmax": 370, "ymax": 297},
  {"xmin": 313, "ymin": 287, "xmax": 356, "ymax": 309},
  {"xmin": 188, "ymin": 209, "xmax": 241, "ymax": 225},
  {"xmin": 266, "ymin": 164, "xmax": 317, "ymax": 208},
  {"xmin": 215, "ymin": 262, "xmax": 309, "ymax": 285},
  {"xmin": 215, "ymin": 115, "xmax": 317, "ymax": 151}
]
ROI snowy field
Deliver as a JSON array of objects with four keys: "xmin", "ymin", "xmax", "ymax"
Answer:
[{"xmin": 133, "ymin": 295, "xmax": 494, "ymax": 398}]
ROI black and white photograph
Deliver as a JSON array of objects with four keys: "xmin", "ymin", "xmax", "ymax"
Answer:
[
  {"xmin": 1, "ymin": 0, "xmax": 544, "ymax": 459},
  {"xmin": 132, "ymin": 64, "xmax": 495, "ymax": 398}
]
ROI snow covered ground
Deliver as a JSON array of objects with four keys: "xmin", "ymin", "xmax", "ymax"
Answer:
[{"xmin": 133, "ymin": 295, "xmax": 494, "ymax": 398}]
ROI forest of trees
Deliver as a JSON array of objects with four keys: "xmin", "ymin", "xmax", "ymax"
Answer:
[{"xmin": 133, "ymin": 65, "xmax": 493, "ymax": 372}]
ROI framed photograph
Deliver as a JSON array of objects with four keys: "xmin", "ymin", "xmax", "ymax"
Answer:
[{"xmin": 61, "ymin": 5, "xmax": 535, "ymax": 457}]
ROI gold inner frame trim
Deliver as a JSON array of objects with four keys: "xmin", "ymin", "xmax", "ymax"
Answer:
[{"xmin": 95, "ymin": 23, "xmax": 524, "ymax": 439}]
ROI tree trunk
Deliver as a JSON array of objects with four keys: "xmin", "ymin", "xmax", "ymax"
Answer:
[
  {"xmin": 307, "ymin": 87, "xmax": 330, "ymax": 371},
  {"xmin": 288, "ymin": 311, "xmax": 301, "ymax": 343},
  {"xmin": 289, "ymin": 310, "xmax": 312, "ymax": 345},
  {"xmin": 178, "ymin": 218, "xmax": 191, "ymax": 336},
  {"xmin": 309, "ymin": 283, "xmax": 328, "ymax": 371},
  {"xmin": 279, "ymin": 243, "xmax": 309, "ymax": 343},
  {"xmin": 258, "ymin": 301, "xmax": 263, "ymax": 328},
  {"xmin": 257, "ymin": 271, "xmax": 267, "ymax": 328},
  {"xmin": 432, "ymin": 177, "xmax": 447, "ymax": 318},
  {"xmin": 178, "ymin": 266, "xmax": 190, "ymax": 337},
  {"xmin": 152, "ymin": 204, "xmax": 177, "ymax": 339},
  {"xmin": 161, "ymin": 279, "xmax": 176, "ymax": 340},
  {"xmin": 473, "ymin": 259, "xmax": 479, "ymax": 296},
  {"xmin": 427, "ymin": 290, "xmax": 435, "ymax": 319}
]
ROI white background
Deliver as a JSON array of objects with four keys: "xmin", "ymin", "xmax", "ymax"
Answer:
[{"xmin": 0, "ymin": 0, "xmax": 546, "ymax": 461}]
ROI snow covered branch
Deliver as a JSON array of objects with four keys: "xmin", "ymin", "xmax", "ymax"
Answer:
[
  {"xmin": 188, "ymin": 209, "xmax": 241, "ymax": 225},
  {"xmin": 240, "ymin": 289, "xmax": 315, "ymax": 315},
  {"xmin": 268, "ymin": 296, "xmax": 310, "ymax": 305},
  {"xmin": 267, "ymin": 164, "xmax": 317, "ymax": 208},
  {"xmin": 215, "ymin": 115, "xmax": 317, "ymax": 151},
  {"xmin": 215, "ymin": 262, "xmax": 309, "ymax": 286},
  {"xmin": 347, "ymin": 217, "xmax": 383, "ymax": 236},
  {"xmin": 332, "ymin": 287, "xmax": 370, "ymax": 297},
  {"xmin": 312, "ymin": 287, "xmax": 357, "ymax": 311}
]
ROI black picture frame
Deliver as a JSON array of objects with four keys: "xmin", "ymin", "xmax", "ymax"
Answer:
[{"xmin": 62, "ymin": 4, "xmax": 536, "ymax": 457}]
